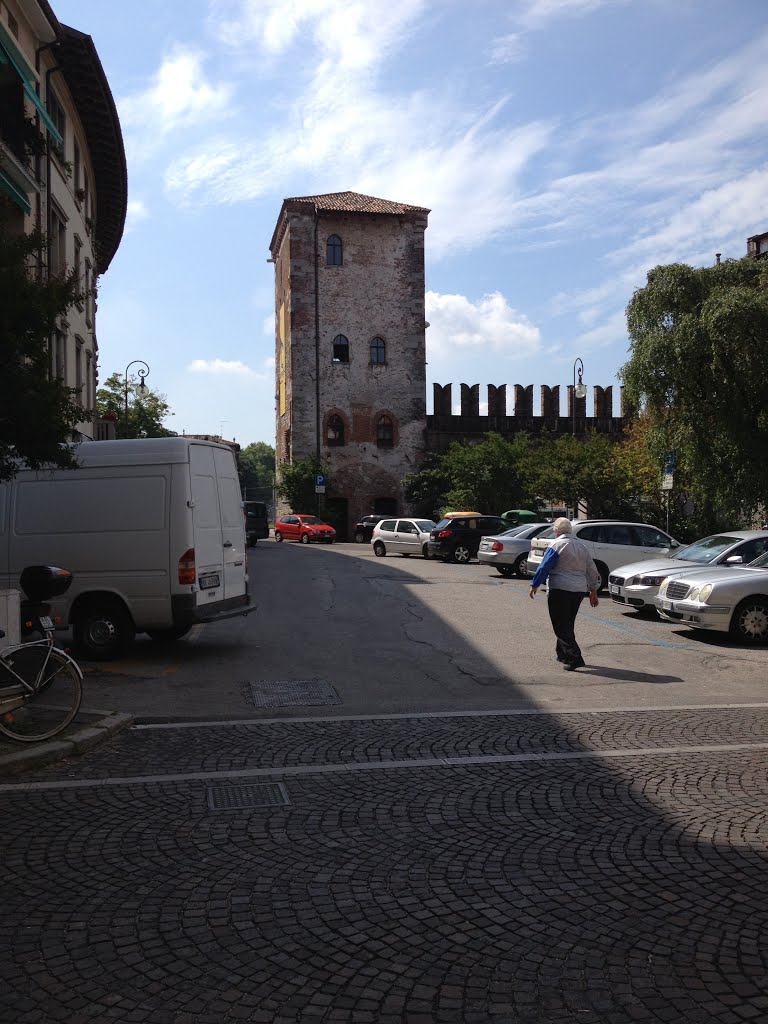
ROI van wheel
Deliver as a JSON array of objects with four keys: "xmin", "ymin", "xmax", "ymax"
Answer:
[
  {"xmin": 274, "ymin": 531, "xmax": 283, "ymax": 542},
  {"xmin": 73, "ymin": 600, "xmax": 136, "ymax": 660},
  {"xmin": 146, "ymin": 626, "xmax": 192, "ymax": 643},
  {"xmin": 595, "ymin": 562, "xmax": 609, "ymax": 591},
  {"xmin": 373, "ymin": 541, "xmax": 386, "ymax": 557}
]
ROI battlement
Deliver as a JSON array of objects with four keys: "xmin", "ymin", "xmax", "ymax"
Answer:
[{"xmin": 426, "ymin": 383, "xmax": 632, "ymax": 451}]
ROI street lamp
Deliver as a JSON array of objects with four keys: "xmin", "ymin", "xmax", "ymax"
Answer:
[
  {"xmin": 572, "ymin": 357, "xmax": 586, "ymax": 436},
  {"xmin": 124, "ymin": 360, "xmax": 150, "ymax": 438}
]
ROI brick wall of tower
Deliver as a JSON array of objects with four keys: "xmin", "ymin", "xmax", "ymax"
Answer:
[{"xmin": 273, "ymin": 206, "xmax": 428, "ymax": 535}]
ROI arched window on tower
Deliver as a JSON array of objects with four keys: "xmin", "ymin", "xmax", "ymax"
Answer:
[
  {"xmin": 326, "ymin": 234, "xmax": 343, "ymax": 266},
  {"xmin": 376, "ymin": 415, "xmax": 394, "ymax": 448},
  {"xmin": 327, "ymin": 415, "xmax": 345, "ymax": 447},
  {"xmin": 332, "ymin": 334, "xmax": 349, "ymax": 363},
  {"xmin": 370, "ymin": 336, "xmax": 386, "ymax": 364}
]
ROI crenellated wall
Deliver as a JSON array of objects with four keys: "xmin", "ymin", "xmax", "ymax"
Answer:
[{"xmin": 426, "ymin": 383, "xmax": 631, "ymax": 450}]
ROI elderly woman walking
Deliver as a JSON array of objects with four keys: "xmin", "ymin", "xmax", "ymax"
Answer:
[{"xmin": 529, "ymin": 518, "xmax": 600, "ymax": 671}]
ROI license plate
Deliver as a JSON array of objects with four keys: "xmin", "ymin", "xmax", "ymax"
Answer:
[
  {"xmin": 609, "ymin": 584, "xmax": 619, "ymax": 595},
  {"xmin": 199, "ymin": 574, "xmax": 220, "ymax": 590},
  {"xmin": 39, "ymin": 615, "xmax": 54, "ymax": 630}
]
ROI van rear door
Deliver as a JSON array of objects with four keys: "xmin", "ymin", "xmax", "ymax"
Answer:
[
  {"xmin": 212, "ymin": 447, "xmax": 247, "ymax": 601},
  {"xmin": 189, "ymin": 444, "xmax": 227, "ymax": 606}
]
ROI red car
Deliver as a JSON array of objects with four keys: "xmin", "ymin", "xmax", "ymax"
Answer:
[{"xmin": 274, "ymin": 514, "xmax": 336, "ymax": 544}]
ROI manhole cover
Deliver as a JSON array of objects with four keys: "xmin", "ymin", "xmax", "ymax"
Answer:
[
  {"xmin": 207, "ymin": 782, "xmax": 290, "ymax": 811},
  {"xmin": 247, "ymin": 679, "xmax": 340, "ymax": 707}
]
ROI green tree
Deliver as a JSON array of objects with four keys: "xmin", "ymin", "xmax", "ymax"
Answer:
[
  {"xmin": 276, "ymin": 455, "xmax": 328, "ymax": 513},
  {"xmin": 240, "ymin": 441, "xmax": 276, "ymax": 498},
  {"xmin": 530, "ymin": 431, "xmax": 631, "ymax": 519},
  {"xmin": 96, "ymin": 371, "xmax": 175, "ymax": 439},
  {"xmin": 0, "ymin": 223, "xmax": 88, "ymax": 481},
  {"xmin": 437, "ymin": 432, "xmax": 538, "ymax": 515},
  {"xmin": 622, "ymin": 257, "xmax": 768, "ymax": 530}
]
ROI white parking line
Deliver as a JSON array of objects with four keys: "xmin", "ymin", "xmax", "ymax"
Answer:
[{"xmin": 2, "ymin": 741, "xmax": 768, "ymax": 793}]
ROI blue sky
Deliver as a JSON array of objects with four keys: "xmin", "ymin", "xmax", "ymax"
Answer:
[{"xmin": 53, "ymin": 0, "xmax": 768, "ymax": 447}]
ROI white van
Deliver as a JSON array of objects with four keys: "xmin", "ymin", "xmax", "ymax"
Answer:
[{"xmin": 0, "ymin": 437, "xmax": 252, "ymax": 658}]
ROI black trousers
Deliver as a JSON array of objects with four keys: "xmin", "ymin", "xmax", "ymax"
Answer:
[{"xmin": 547, "ymin": 588, "xmax": 586, "ymax": 666}]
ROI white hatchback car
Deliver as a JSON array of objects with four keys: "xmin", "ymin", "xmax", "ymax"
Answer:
[
  {"xmin": 371, "ymin": 518, "xmax": 437, "ymax": 558},
  {"xmin": 609, "ymin": 531, "xmax": 768, "ymax": 612},
  {"xmin": 526, "ymin": 520, "xmax": 680, "ymax": 591},
  {"xmin": 655, "ymin": 550, "xmax": 768, "ymax": 642}
]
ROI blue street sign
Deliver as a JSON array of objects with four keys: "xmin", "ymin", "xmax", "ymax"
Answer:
[{"xmin": 314, "ymin": 473, "xmax": 326, "ymax": 487}]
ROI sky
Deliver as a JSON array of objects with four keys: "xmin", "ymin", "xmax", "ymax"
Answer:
[{"xmin": 51, "ymin": 0, "xmax": 768, "ymax": 448}]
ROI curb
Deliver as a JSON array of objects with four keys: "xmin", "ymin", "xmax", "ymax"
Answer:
[{"xmin": 0, "ymin": 710, "xmax": 135, "ymax": 777}]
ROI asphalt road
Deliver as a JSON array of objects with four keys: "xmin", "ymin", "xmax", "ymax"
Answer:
[
  {"xmin": 1, "ymin": 539, "xmax": 767, "ymax": 1023},
  {"xmin": 74, "ymin": 537, "xmax": 768, "ymax": 720}
]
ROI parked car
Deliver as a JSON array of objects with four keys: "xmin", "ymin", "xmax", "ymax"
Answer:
[
  {"xmin": 609, "ymin": 531, "xmax": 768, "ymax": 612},
  {"xmin": 526, "ymin": 520, "xmax": 680, "ymax": 591},
  {"xmin": 655, "ymin": 550, "xmax": 768, "ymax": 642},
  {"xmin": 478, "ymin": 523, "xmax": 553, "ymax": 578},
  {"xmin": 353, "ymin": 515, "xmax": 389, "ymax": 543},
  {"xmin": 371, "ymin": 518, "xmax": 437, "ymax": 558},
  {"xmin": 242, "ymin": 500, "xmax": 270, "ymax": 546},
  {"xmin": 274, "ymin": 514, "xmax": 336, "ymax": 544},
  {"xmin": 427, "ymin": 514, "xmax": 508, "ymax": 563}
]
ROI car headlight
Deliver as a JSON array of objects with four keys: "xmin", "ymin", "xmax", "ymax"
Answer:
[
  {"xmin": 638, "ymin": 574, "xmax": 667, "ymax": 587},
  {"xmin": 658, "ymin": 580, "xmax": 669, "ymax": 596},
  {"xmin": 698, "ymin": 584, "xmax": 713, "ymax": 603}
]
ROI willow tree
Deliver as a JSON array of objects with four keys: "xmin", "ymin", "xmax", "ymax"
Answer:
[{"xmin": 622, "ymin": 257, "xmax": 768, "ymax": 530}]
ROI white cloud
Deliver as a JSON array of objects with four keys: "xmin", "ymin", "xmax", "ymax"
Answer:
[
  {"xmin": 187, "ymin": 358, "xmax": 266, "ymax": 378},
  {"xmin": 425, "ymin": 290, "xmax": 541, "ymax": 359},
  {"xmin": 517, "ymin": 0, "xmax": 628, "ymax": 30},
  {"xmin": 119, "ymin": 50, "xmax": 234, "ymax": 160},
  {"xmin": 124, "ymin": 198, "xmax": 149, "ymax": 232}
]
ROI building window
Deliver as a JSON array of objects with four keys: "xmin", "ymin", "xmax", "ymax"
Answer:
[
  {"xmin": 370, "ymin": 336, "xmax": 386, "ymax": 364},
  {"xmin": 86, "ymin": 350, "xmax": 93, "ymax": 411},
  {"xmin": 326, "ymin": 234, "xmax": 342, "ymax": 266},
  {"xmin": 332, "ymin": 334, "xmax": 349, "ymax": 363},
  {"xmin": 75, "ymin": 337, "xmax": 83, "ymax": 396},
  {"xmin": 49, "ymin": 206, "xmax": 66, "ymax": 276},
  {"xmin": 8, "ymin": 11, "xmax": 19, "ymax": 36},
  {"xmin": 73, "ymin": 236, "xmax": 82, "ymax": 303},
  {"xmin": 47, "ymin": 91, "xmax": 66, "ymax": 163},
  {"xmin": 84, "ymin": 259, "xmax": 93, "ymax": 326},
  {"xmin": 327, "ymin": 415, "xmax": 345, "ymax": 446},
  {"xmin": 54, "ymin": 331, "xmax": 67, "ymax": 382},
  {"xmin": 73, "ymin": 140, "xmax": 81, "ymax": 192},
  {"xmin": 376, "ymin": 415, "xmax": 394, "ymax": 448}
]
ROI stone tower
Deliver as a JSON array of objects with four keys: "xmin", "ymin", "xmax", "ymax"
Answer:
[{"xmin": 269, "ymin": 191, "xmax": 430, "ymax": 539}]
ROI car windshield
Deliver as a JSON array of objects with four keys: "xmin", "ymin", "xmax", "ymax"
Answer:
[
  {"xmin": 500, "ymin": 525, "xmax": 530, "ymax": 537},
  {"xmin": 536, "ymin": 527, "xmax": 556, "ymax": 540},
  {"xmin": 416, "ymin": 520, "xmax": 437, "ymax": 532},
  {"xmin": 672, "ymin": 535, "xmax": 741, "ymax": 562},
  {"xmin": 748, "ymin": 551, "xmax": 768, "ymax": 568},
  {"xmin": 434, "ymin": 519, "xmax": 452, "ymax": 530}
]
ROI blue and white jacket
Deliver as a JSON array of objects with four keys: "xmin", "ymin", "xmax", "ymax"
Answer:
[{"xmin": 530, "ymin": 536, "xmax": 601, "ymax": 593}]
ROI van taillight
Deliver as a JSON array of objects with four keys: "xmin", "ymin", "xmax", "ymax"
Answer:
[{"xmin": 178, "ymin": 548, "xmax": 196, "ymax": 585}]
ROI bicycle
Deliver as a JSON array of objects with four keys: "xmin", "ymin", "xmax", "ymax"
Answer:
[{"xmin": 0, "ymin": 565, "xmax": 83, "ymax": 743}]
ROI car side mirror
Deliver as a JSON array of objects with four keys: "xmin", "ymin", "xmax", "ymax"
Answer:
[{"xmin": 725, "ymin": 555, "xmax": 743, "ymax": 564}]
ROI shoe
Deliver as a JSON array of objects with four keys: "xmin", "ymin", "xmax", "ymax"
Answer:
[{"xmin": 563, "ymin": 660, "xmax": 586, "ymax": 671}]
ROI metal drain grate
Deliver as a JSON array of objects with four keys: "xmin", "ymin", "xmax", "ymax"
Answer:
[
  {"xmin": 207, "ymin": 782, "xmax": 291, "ymax": 811},
  {"xmin": 247, "ymin": 679, "xmax": 341, "ymax": 707}
]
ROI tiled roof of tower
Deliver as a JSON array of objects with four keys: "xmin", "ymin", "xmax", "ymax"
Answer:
[{"xmin": 284, "ymin": 191, "xmax": 430, "ymax": 216}]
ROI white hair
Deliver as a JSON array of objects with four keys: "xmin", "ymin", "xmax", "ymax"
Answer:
[{"xmin": 553, "ymin": 517, "xmax": 572, "ymax": 535}]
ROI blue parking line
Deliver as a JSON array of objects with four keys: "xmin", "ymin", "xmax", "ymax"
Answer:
[{"xmin": 579, "ymin": 609, "xmax": 696, "ymax": 648}]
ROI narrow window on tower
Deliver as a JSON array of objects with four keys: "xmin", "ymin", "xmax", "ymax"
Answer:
[
  {"xmin": 370, "ymin": 336, "xmax": 386, "ymax": 364},
  {"xmin": 327, "ymin": 415, "xmax": 345, "ymax": 447},
  {"xmin": 376, "ymin": 415, "xmax": 394, "ymax": 448},
  {"xmin": 332, "ymin": 334, "xmax": 349, "ymax": 363},
  {"xmin": 326, "ymin": 234, "xmax": 343, "ymax": 266}
]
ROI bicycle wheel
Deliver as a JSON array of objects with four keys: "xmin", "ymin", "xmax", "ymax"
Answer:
[{"xmin": 0, "ymin": 647, "xmax": 82, "ymax": 743}]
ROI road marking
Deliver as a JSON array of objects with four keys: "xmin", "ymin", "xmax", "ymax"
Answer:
[
  {"xmin": 579, "ymin": 610, "xmax": 697, "ymax": 648},
  {"xmin": 3, "ymin": 741, "xmax": 768, "ymax": 793},
  {"xmin": 133, "ymin": 702, "xmax": 768, "ymax": 729}
]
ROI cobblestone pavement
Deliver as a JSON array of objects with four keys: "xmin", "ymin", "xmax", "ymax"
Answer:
[{"xmin": 2, "ymin": 708, "xmax": 768, "ymax": 1023}]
